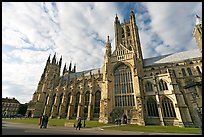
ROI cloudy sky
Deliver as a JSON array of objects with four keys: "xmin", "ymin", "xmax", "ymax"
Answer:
[{"xmin": 2, "ymin": 2, "xmax": 202, "ymax": 104}]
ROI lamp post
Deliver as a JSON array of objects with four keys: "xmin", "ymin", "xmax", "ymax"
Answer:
[
  {"xmin": 191, "ymin": 92, "xmax": 202, "ymax": 134},
  {"xmin": 84, "ymin": 105, "xmax": 87, "ymax": 127}
]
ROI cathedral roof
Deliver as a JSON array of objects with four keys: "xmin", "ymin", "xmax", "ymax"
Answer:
[
  {"xmin": 143, "ymin": 49, "xmax": 202, "ymax": 67},
  {"xmin": 62, "ymin": 49, "xmax": 201, "ymax": 79},
  {"xmin": 62, "ymin": 68, "xmax": 102, "ymax": 80}
]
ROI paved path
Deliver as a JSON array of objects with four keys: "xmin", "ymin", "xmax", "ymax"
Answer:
[{"xmin": 2, "ymin": 121, "xmax": 200, "ymax": 135}]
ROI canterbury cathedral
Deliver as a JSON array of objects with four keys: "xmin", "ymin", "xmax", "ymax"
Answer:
[{"xmin": 26, "ymin": 10, "xmax": 202, "ymax": 127}]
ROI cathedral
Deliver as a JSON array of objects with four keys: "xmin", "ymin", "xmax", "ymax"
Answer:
[{"xmin": 26, "ymin": 10, "xmax": 202, "ymax": 127}]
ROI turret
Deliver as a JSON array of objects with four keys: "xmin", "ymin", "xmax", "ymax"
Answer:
[
  {"xmin": 129, "ymin": 10, "xmax": 143, "ymax": 60},
  {"xmin": 59, "ymin": 55, "xmax": 62, "ymax": 67},
  {"xmin": 52, "ymin": 52, "xmax": 56, "ymax": 64},
  {"xmin": 104, "ymin": 36, "xmax": 112, "ymax": 58},
  {"xmin": 72, "ymin": 64, "xmax": 76, "ymax": 73},
  {"xmin": 40, "ymin": 54, "xmax": 51, "ymax": 80},
  {"xmin": 130, "ymin": 9, "xmax": 136, "ymax": 22},
  {"xmin": 193, "ymin": 14, "xmax": 202, "ymax": 52},
  {"xmin": 114, "ymin": 14, "xmax": 120, "ymax": 48},
  {"xmin": 46, "ymin": 54, "xmax": 51, "ymax": 64},
  {"xmin": 69, "ymin": 62, "xmax": 72, "ymax": 71},
  {"xmin": 196, "ymin": 14, "xmax": 202, "ymax": 25},
  {"xmin": 63, "ymin": 63, "xmax": 67, "ymax": 75},
  {"xmin": 69, "ymin": 62, "xmax": 72, "ymax": 72}
]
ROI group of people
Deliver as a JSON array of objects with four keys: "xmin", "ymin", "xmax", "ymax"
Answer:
[
  {"xmin": 39, "ymin": 114, "xmax": 49, "ymax": 128},
  {"xmin": 39, "ymin": 115, "xmax": 82, "ymax": 130},
  {"xmin": 114, "ymin": 117, "xmax": 122, "ymax": 125},
  {"xmin": 114, "ymin": 115, "xmax": 128, "ymax": 125}
]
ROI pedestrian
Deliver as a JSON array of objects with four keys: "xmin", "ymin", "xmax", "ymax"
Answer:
[
  {"xmin": 118, "ymin": 118, "xmax": 121, "ymax": 125},
  {"xmin": 40, "ymin": 114, "xmax": 48, "ymax": 128},
  {"xmin": 40, "ymin": 115, "xmax": 44, "ymax": 128},
  {"xmin": 76, "ymin": 117, "xmax": 82, "ymax": 130},
  {"xmin": 39, "ymin": 114, "xmax": 43, "ymax": 128},
  {"xmin": 123, "ymin": 114, "xmax": 127, "ymax": 124},
  {"xmin": 114, "ymin": 118, "xmax": 118, "ymax": 125},
  {"xmin": 43, "ymin": 114, "xmax": 49, "ymax": 128}
]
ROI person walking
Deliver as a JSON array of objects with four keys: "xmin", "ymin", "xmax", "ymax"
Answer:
[
  {"xmin": 76, "ymin": 117, "xmax": 82, "ymax": 130},
  {"xmin": 39, "ymin": 113, "xmax": 43, "ymax": 128},
  {"xmin": 40, "ymin": 115, "xmax": 45, "ymax": 128},
  {"xmin": 43, "ymin": 114, "xmax": 49, "ymax": 128},
  {"xmin": 40, "ymin": 114, "xmax": 49, "ymax": 128}
]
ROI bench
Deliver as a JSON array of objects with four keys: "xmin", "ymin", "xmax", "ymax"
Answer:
[{"xmin": 64, "ymin": 122, "xmax": 75, "ymax": 127}]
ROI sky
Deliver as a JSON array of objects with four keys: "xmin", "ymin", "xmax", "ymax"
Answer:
[{"xmin": 2, "ymin": 2, "xmax": 202, "ymax": 104}]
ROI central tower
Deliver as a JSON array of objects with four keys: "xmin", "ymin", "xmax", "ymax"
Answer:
[{"xmin": 100, "ymin": 10, "xmax": 145, "ymax": 125}]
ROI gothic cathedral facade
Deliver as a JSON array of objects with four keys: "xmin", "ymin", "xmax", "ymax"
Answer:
[{"xmin": 27, "ymin": 10, "xmax": 202, "ymax": 127}]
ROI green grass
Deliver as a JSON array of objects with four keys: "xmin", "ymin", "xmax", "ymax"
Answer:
[
  {"xmin": 2, "ymin": 118, "xmax": 112, "ymax": 128},
  {"xmin": 2, "ymin": 118, "xmax": 200, "ymax": 134},
  {"xmin": 104, "ymin": 124, "xmax": 200, "ymax": 134}
]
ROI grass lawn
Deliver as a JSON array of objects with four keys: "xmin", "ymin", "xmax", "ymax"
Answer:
[
  {"xmin": 2, "ymin": 118, "xmax": 200, "ymax": 134},
  {"xmin": 2, "ymin": 118, "xmax": 112, "ymax": 128},
  {"xmin": 104, "ymin": 124, "xmax": 200, "ymax": 134}
]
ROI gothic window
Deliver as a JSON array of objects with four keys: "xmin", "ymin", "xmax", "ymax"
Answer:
[
  {"xmin": 181, "ymin": 68, "xmax": 186, "ymax": 76},
  {"xmin": 126, "ymin": 26, "xmax": 130, "ymax": 36},
  {"xmin": 94, "ymin": 91, "xmax": 101, "ymax": 113},
  {"xmin": 161, "ymin": 96, "xmax": 176, "ymax": 117},
  {"xmin": 52, "ymin": 94, "xmax": 56, "ymax": 106},
  {"xmin": 45, "ymin": 95, "xmax": 49, "ymax": 105},
  {"xmin": 57, "ymin": 93, "xmax": 63, "ymax": 113},
  {"xmin": 159, "ymin": 79, "xmax": 168, "ymax": 91},
  {"xmin": 145, "ymin": 81, "xmax": 153, "ymax": 92},
  {"xmin": 37, "ymin": 94, "xmax": 41, "ymax": 101},
  {"xmin": 172, "ymin": 70, "xmax": 176, "ymax": 77},
  {"xmin": 84, "ymin": 91, "xmax": 90, "ymax": 113},
  {"xmin": 74, "ymin": 92, "xmax": 80, "ymax": 114},
  {"xmin": 50, "ymin": 93, "xmax": 56, "ymax": 114},
  {"xmin": 122, "ymin": 28, "xmax": 125, "ymax": 38},
  {"xmin": 187, "ymin": 67, "xmax": 193, "ymax": 76},
  {"xmin": 65, "ymin": 93, "xmax": 71, "ymax": 114},
  {"xmin": 196, "ymin": 66, "xmax": 202, "ymax": 75},
  {"xmin": 114, "ymin": 64, "xmax": 135, "ymax": 107},
  {"xmin": 147, "ymin": 97, "xmax": 159, "ymax": 116}
]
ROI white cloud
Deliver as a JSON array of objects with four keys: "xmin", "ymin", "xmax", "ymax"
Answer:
[
  {"xmin": 2, "ymin": 2, "xmax": 118, "ymax": 103},
  {"xmin": 142, "ymin": 2, "xmax": 202, "ymax": 52},
  {"xmin": 2, "ymin": 2, "xmax": 202, "ymax": 104}
]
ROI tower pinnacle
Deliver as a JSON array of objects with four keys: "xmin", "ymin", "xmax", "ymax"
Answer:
[
  {"xmin": 107, "ymin": 35, "xmax": 110, "ymax": 43},
  {"xmin": 196, "ymin": 15, "xmax": 202, "ymax": 25}
]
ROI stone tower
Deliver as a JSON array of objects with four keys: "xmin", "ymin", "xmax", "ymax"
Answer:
[
  {"xmin": 27, "ymin": 53, "xmax": 62, "ymax": 117},
  {"xmin": 193, "ymin": 15, "xmax": 202, "ymax": 52},
  {"xmin": 99, "ymin": 10, "xmax": 145, "ymax": 125}
]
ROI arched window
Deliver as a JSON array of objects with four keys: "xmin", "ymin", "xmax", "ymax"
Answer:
[
  {"xmin": 44, "ymin": 95, "xmax": 49, "ymax": 106},
  {"xmin": 57, "ymin": 93, "xmax": 63, "ymax": 113},
  {"xmin": 74, "ymin": 92, "xmax": 80, "ymax": 114},
  {"xmin": 65, "ymin": 93, "xmax": 71, "ymax": 114},
  {"xmin": 126, "ymin": 26, "xmax": 130, "ymax": 36},
  {"xmin": 145, "ymin": 81, "xmax": 153, "ymax": 92},
  {"xmin": 161, "ymin": 96, "xmax": 176, "ymax": 117},
  {"xmin": 159, "ymin": 79, "xmax": 168, "ymax": 91},
  {"xmin": 114, "ymin": 64, "xmax": 135, "ymax": 107},
  {"xmin": 50, "ymin": 93, "xmax": 56, "ymax": 114},
  {"xmin": 172, "ymin": 70, "xmax": 176, "ymax": 77},
  {"xmin": 196, "ymin": 66, "xmax": 202, "ymax": 75},
  {"xmin": 94, "ymin": 91, "xmax": 101, "ymax": 114},
  {"xmin": 122, "ymin": 28, "xmax": 125, "ymax": 38},
  {"xmin": 187, "ymin": 67, "xmax": 193, "ymax": 76},
  {"xmin": 181, "ymin": 68, "xmax": 186, "ymax": 76},
  {"xmin": 42, "ymin": 95, "xmax": 49, "ymax": 115},
  {"xmin": 147, "ymin": 97, "xmax": 159, "ymax": 116},
  {"xmin": 84, "ymin": 91, "xmax": 90, "ymax": 113}
]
